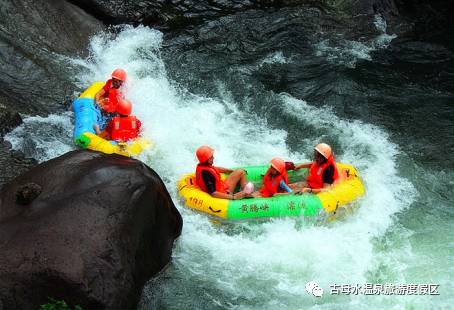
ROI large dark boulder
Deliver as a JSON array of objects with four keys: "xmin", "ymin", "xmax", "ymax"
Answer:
[{"xmin": 0, "ymin": 150, "xmax": 182, "ymax": 309}]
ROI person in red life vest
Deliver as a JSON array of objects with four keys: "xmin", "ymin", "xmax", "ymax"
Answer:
[
  {"xmin": 195, "ymin": 145, "xmax": 249, "ymax": 200},
  {"xmin": 95, "ymin": 98, "xmax": 142, "ymax": 142},
  {"xmin": 252, "ymin": 157, "xmax": 293, "ymax": 198},
  {"xmin": 293, "ymin": 143, "xmax": 339, "ymax": 194},
  {"xmin": 95, "ymin": 68, "xmax": 127, "ymax": 115}
]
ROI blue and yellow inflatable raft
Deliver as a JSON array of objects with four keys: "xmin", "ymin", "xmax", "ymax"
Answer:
[{"xmin": 73, "ymin": 82, "xmax": 150, "ymax": 157}]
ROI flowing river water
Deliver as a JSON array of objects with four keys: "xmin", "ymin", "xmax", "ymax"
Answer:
[{"xmin": 5, "ymin": 20, "xmax": 453, "ymax": 309}]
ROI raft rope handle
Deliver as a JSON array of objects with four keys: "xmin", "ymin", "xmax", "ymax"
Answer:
[
  {"xmin": 209, "ymin": 206, "xmax": 221, "ymax": 213},
  {"xmin": 333, "ymin": 201, "xmax": 340, "ymax": 214},
  {"xmin": 345, "ymin": 168, "xmax": 359, "ymax": 179}
]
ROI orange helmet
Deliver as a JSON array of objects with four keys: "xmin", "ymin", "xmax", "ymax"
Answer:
[
  {"xmin": 111, "ymin": 68, "xmax": 127, "ymax": 81},
  {"xmin": 314, "ymin": 143, "xmax": 332, "ymax": 159},
  {"xmin": 196, "ymin": 145, "xmax": 214, "ymax": 163},
  {"xmin": 270, "ymin": 157, "xmax": 286, "ymax": 174},
  {"xmin": 116, "ymin": 98, "xmax": 132, "ymax": 116}
]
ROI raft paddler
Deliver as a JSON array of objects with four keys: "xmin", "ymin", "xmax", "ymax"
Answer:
[
  {"xmin": 252, "ymin": 157, "xmax": 293, "ymax": 198},
  {"xmin": 94, "ymin": 98, "xmax": 142, "ymax": 142},
  {"xmin": 95, "ymin": 68, "xmax": 126, "ymax": 124},
  {"xmin": 293, "ymin": 143, "xmax": 339, "ymax": 193},
  {"xmin": 195, "ymin": 146, "xmax": 249, "ymax": 200}
]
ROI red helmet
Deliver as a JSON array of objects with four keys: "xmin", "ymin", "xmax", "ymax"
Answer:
[
  {"xmin": 196, "ymin": 146, "xmax": 214, "ymax": 163},
  {"xmin": 270, "ymin": 157, "xmax": 286, "ymax": 174},
  {"xmin": 111, "ymin": 68, "xmax": 127, "ymax": 81},
  {"xmin": 116, "ymin": 98, "xmax": 132, "ymax": 116}
]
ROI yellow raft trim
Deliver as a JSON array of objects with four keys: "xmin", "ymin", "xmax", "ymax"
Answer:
[
  {"xmin": 317, "ymin": 163, "xmax": 365, "ymax": 213},
  {"xmin": 79, "ymin": 81, "xmax": 105, "ymax": 99},
  {"xmin": 177, "ymin": 173, "xmax": 230, "ymax": 219},
  {"xmin": 82, "ymin": 132, "xmax": 151, "ymax": 157}
]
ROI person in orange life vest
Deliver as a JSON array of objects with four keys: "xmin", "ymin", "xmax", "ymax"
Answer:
[
  {"xmin": 95, "ymin": 98, "xmax": 142, "ymax": 142},
  {"xmin": 195, "ymin": 146, "xmax": 249, "ymax": 200},
  {"xmin": 95, "ymin": 68, "xmax": 126, "ymax": 116},
  {"xmin": 293, "ymin": 143, "xmax": 339, "ymax": 194},
  {"xmin": 252, "ymin": 157, "xmax": 293, "ymax": 198}
]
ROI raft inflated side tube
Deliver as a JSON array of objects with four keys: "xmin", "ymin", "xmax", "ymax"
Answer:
[
  {"xmin": 177, "ymin": 163, "xmax": 365, "ymax": 221},
  {"xmin": 73, "ymin": 82, "xmax": 150, "ymax": 157}
]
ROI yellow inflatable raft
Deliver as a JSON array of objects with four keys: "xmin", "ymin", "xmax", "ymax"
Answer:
[{"xmin": 177, "ymin": 163, "xmax": 365, "ymax": 221}]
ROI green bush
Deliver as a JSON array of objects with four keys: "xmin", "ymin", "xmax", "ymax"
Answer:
[{"xmin": 39, "ymin": 297, "xmax": 82, "ymax": 310}]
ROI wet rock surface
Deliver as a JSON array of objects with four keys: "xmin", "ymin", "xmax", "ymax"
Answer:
[
  {"xmin": 67, "ymin": 0, "xmax": 405, "ymax": 30},
  {"xmin": 0, "ymin": 0, "xmax": 103, "ymax": 188},
  {"xmin": 68, "ymin": 0, "xmax": 308, "ymax": 29},
  {"xmin": 0, "ymin": 100, "xmax": 37, "ymax": 188},
  {"xmin": 0, "ymin": 0, "xmax": 103, "ymax": 116},
  {"xmin": 158, "ymin": 6, "xmax": 389, "ymax": 96},
  {"xmin": 0, "ymin": 102, "xmax": 22, "ymax": 136},
  {"xmin": 66, "ymin": 0, "xmax": 453, "ymax": 42},
  {"xmin": 0, "ymin": 0, "xmax": 447, "ymax": 123},
  {"xmin": 0, "ymin": 0, "xmax": 449, "ymax": 120},
  {"xmin": 0, "ymin": 140, "xmax": 37, "ymax": 189},
  {"xmin": 394, "ymin": 0, "xmax": 454, "ymax": 36},
  {"xmin": 0, "ymin": 150, "xmax": 182, "ymax": 309}
]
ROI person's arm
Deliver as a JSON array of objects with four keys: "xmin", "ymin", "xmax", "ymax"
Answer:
[
  {"xmin": 93, "ymin": 124, "xmax": 101, "ymax": 135},
  {"xmin": 251, "ymin": 191, "xmax": 262, "ymax": 198},
  {"xmin": 95, "ymin": 88, "xmax": 106, "ymax": 106},
  {"xmin": 294, "ymin": 162, "xmax": 312, "ymax": 170},
  {"xmin": 274, "ymin": 180, "xmax": 292, "ymax": 196},
  {"xmin": 301, "ymin": 184, "xmax": 333, "ymax": 194},
  {"xmin": 301, "ymin": 165, "xmax": 335, "ymax": 193},
  {"xmin": 211, "ymin": 191, "xmax": 245, "ymax": 200},
  {"xmin": 280, "ymin": 180, "xmax": 293, "ymax": 193},
  {"xmin": 274, "ymin": 192, "xmax": 291, "ymax": 196},
  {"xmin": 214, "ymin": 166, "xmax": 234, "ymax": 174},
  {"xmin": 202, "ymin": 170, "xmax": 243, "ymax": 200},
  {"xmin": 285, "ymin": 161, "xmax": 296, "ymax": 170}
]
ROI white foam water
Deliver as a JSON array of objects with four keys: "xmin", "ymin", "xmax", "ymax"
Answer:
[
  {"xmin": 4, "ymin": 112, "xmax": 74, "ymax": 162},
  {"xmin": 7, "ymin": 26, "xmax": 443, "ymax": 308},
  {"xmin": 315, "ymin": 14, "xmax": 397, "ymax": 68},
  {"xmin": 260, "ymin": 51, "xmax": 289, "ymax": 66}
]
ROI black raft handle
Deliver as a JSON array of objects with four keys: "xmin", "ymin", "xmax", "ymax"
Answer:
[{"xmin": 209, "ymin": 206, "xmax": 221, "ymax": 213}]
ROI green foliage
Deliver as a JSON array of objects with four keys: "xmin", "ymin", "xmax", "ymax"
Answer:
[{"xmin": 39, "ymin": 297, "xmax": 82, "ymax": 310}]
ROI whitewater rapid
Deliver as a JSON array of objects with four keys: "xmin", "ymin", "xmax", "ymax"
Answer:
[{"xmin": 8, "ymin": 26, "xmax": 449, "ymax": 309}]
